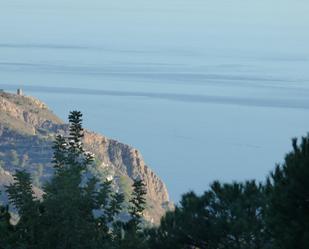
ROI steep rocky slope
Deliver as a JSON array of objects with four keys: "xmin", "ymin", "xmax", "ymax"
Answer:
[{"xmin": 0, "ymin": 91, "xmax": 171, "ymax": 224}]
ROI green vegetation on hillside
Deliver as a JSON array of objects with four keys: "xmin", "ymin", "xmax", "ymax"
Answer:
[
  {"xmin": 1, "ymin": 92, "xmax": 169, "ymax": 223},
  {"xmin": 0, "ymin": 111, "xmax": 147, "ymax": 249},
  {"xmin": 1, "ymin": 111, "xmax": 309, "ymax": 249}
]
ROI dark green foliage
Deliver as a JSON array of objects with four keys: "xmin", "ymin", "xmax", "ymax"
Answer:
[
  {"xmin": 119, "ymin": 175, "xmax": 132, "ymax": 205},
  {"xmin": 7, "ymin": 171, "xmax": 37, "ymax": 216},
  {"xmin": 40, "ymin": 110, "xmax": 124, "ymax": 249},
  {"xmin": 6, "ymin": 170, "xmax": 42, "ymax": 249},
  {"xmin": 147, "ymin": 181, "xmax": 268, "ymax": 249},
  {"xmin": 3, "ymin": 111, "xmax": 127, "ymax": 249},
  {"xmin": 147, "ymin": 136, "xmax": 309, "ymax": 249},
  {"xmin": 121, "ymin": 179, "xmax": 147, "ymax": 249},
  {"xmin": 0, "ymin": 205, "xmax": 13, "ymax": 249},
  {"xmin": 129, "ymin": 179, "xmax": 147, "ymax": 225},
  {"xmin": 3, "ymin": 110, "xmax": 309, "ymax": 249},
  {"xmin": 265, "ymin": 136, "xmax": 309, "ymax": 249}
]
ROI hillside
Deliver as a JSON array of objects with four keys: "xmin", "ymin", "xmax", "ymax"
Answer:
[{"xmin": 0, "ymin": 90, "xmax": 172, "ymax": 224}]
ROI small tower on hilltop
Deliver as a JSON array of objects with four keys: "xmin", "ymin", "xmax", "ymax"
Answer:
[{"xmin": 17, "ymin": 88, "xmax": 23, "ymax": 96}]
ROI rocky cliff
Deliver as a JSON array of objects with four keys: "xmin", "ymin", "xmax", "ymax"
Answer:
[{"xmin": 0, "ymin": 91, "xmax": 171, "ymax": 224}]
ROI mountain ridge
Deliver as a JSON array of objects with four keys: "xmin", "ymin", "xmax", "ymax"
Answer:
[{"xmin": 0, "ymin": 90, "xmax": 172, "ymax": 224}]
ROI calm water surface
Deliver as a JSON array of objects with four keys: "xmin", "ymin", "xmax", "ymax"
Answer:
[{"xmin": 1, "ymin": 0, "xmax": 309, "ymax": 201}]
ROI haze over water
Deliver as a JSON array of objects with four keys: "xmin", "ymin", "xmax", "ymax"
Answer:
[{"xmin": 1, "ymin": 0, "xmax": 309, "ymax": 201}]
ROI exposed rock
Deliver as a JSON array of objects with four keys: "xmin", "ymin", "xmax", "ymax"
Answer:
[{"xmin": 0, "ymin": 91, "xmax": 172, "ymax": 224}]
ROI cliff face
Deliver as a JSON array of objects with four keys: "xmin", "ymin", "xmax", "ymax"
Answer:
[{"xmin": 0, "ymin": 91, "xmax": 171, "ymax": 224}]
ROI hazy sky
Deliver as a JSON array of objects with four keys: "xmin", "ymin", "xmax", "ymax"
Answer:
[{"xmin": 1, "ymin": 0, "xmax": 309, "ymax": 54}]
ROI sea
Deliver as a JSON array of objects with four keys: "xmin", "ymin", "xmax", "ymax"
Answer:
[{"xmin": 1, "ymin": 0, "xmax": 309, "ymax": 202}]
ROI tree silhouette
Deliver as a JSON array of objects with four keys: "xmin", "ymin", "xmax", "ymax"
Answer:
[{"xmin": 266, "ymin": 136, "xmax": 309, "ymax": 249}]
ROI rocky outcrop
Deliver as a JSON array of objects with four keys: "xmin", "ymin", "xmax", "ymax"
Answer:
[
  {"xmin": 0, "ymin": 91, "xmax": 171, "ymax": 224},
  {"xmin": 0, "ymin": 92, "xmax": 62, "ymax": 135}
]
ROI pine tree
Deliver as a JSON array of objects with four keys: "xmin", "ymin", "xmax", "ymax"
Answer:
[
  {"xmin": 121, "ymin": 178, "xmax": 147, "ymax": 249},
  {"xmin": 265, "ymin": 136, "xmax": 309, "ymax": 249},
  {"xmin": 40, "ymin": 111, "xmax": 125, "ymax": 249},
  {"xmin": 147, "ymin": 181, "xmax": 269, "ymax": 249},
  {"xmin": 129, "ymin": 179, "xmax": 147, "ymax": 226},
  {"xmin": 41, "ymin": 111, "xmax": 97, "ymax": 249},
  {"xmin": 6, "ymin": 170, "xmax": 42, "ymax": 249}
]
